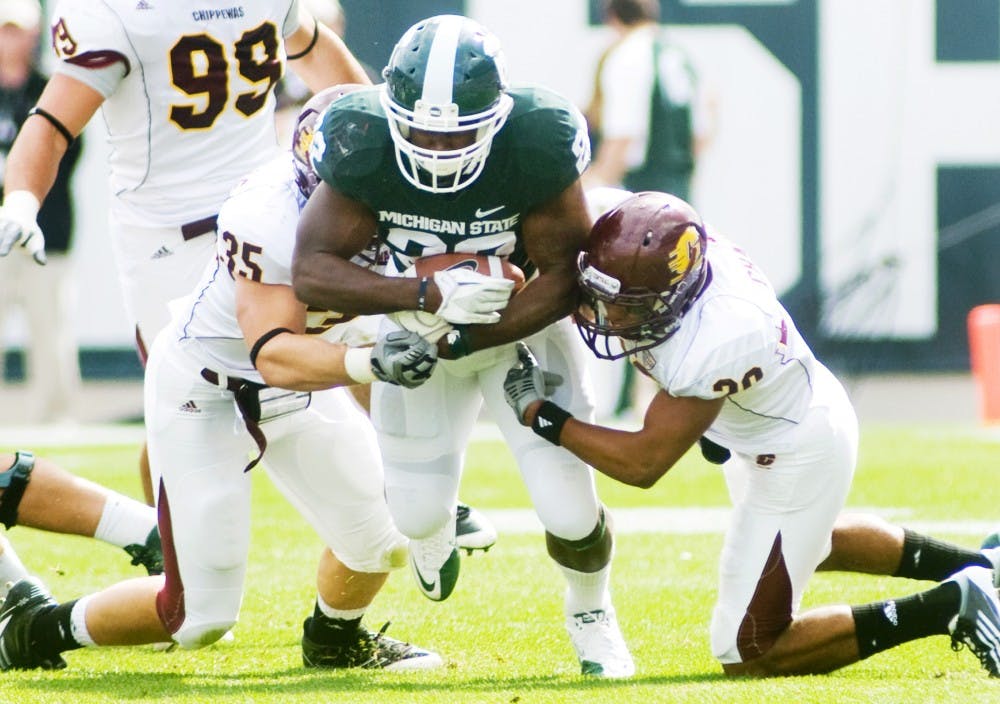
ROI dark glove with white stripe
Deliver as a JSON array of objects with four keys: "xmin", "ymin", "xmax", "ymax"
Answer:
[
  {"xmin": 371, "ymin": 330, "xmax": 438, "ymax": 388},
  {"xmin": 503, "ymin": 342, "xmax": 563, "ymax": 423}
]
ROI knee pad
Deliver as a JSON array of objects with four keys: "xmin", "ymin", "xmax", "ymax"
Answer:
[
  {"xmin": 172, "ymin": 619, "xmax": 238, "ymax": 650},
  {"xmin": 0, "ymin": 451, "xmax": 34, "ymax": 529},
  {"xmin": 547, "ymin": 506, "xmax": 606, "ymax": 551},
  {"xmin": 334, "ymin": 533, "xmax": 410, "ymax": 574},
  {"xmin": 385, "ymin": 491, "xmax": 453, "ymax": 540},
  {"xmin": 382, "ymin": 455, "xmax": 461, "ymax": 539}
]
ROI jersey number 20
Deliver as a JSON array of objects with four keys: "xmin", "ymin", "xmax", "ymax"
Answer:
[{"xmin": 169, "ymin": 22, "xmax": 281, "ymax": 131}]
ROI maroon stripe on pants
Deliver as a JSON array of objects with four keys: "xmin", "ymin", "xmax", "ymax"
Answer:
[
  {"xmin": 155, "ymin": 480, "xmax": 186, "ymax": 635},
  {"xmin": 737, "ymin": 532, "xmax": 793, "ymax": 660}
]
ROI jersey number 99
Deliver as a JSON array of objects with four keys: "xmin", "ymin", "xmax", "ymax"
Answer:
[{"xmin": 169, "ymin": 22, "xmax": 281, "ymax": 131}]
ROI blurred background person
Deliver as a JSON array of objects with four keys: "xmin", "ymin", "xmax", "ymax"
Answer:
[
  {"xmin": 0, "ymin": 0, "xmax": 82, "ymax": 423},
  {"xmin": 582, "ymin": 0, "xmax": 713, "ymax": 420},
  {"xmin": 583, "ymin": 0, "xmax": 710, "ymax": 199},
  {"xmin": 274, "ymin": 0, "xmax": 379, "ymax": 147}
]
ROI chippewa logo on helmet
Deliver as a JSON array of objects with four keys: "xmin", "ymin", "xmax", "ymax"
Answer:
[{"xmin": 575, "ymin": 191, "xmax": 710, "ymax": 360}]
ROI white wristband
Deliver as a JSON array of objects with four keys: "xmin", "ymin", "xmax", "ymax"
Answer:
[
  {"xmin": 2, "ymin": 190, "xmax": 41, "ymax": 221},
  {"xmin": 344, "ymin": 347, "xmax": 376, "ymax": 384}
]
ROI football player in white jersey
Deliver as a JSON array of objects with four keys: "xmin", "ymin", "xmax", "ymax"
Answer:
[
  {"xmin": 0, "ymin": 0, "xmax": 495, "ymax": 549},
  {"xmin": 504, "ymin": 190, "xmax": 1000, "ymax": 678},
  {"xmin": 0, "ymin": 0, "xmax": 365, "ymax": 509},
  {"xmin": 0, "ymin": 87, "xmax": 443, "ymax": 671}
]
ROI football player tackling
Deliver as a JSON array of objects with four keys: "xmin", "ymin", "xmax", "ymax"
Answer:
[
  {"xmin": 0, "ymin": 89, "xmax": 442, "ymax": 671},
  {"xmin": 293, "ymin": 15, "xmax": 635, "ymax": 677},
  {"xmin": 504, "ymin": 190, "xmax": 1000, "ymax": 677},
  {"xmin": 0, "ymin": 0, "xmax": 493, "ymax": 555}
]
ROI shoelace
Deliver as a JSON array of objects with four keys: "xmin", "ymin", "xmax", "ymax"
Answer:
[
  {"xmin": 359, "ymin": 622, "xmax": 413, "ymax": 668},
  {"xmin": 952, "ymin": 629, "xmax": 1000, "ymax": 675}
]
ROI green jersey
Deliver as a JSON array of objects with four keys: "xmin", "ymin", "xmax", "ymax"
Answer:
[{"xmin": 311, "ymin": 84, "xmax": 590, "ymax": 277}]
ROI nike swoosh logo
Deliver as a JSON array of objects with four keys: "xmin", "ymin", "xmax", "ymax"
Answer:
[
  {"xmin": 412, "ymin": 562, "xmax": 440, "ymax": 598},
  {"xmin": 474, "ymin": 206, "xmax": 505, "ymax": 218}
]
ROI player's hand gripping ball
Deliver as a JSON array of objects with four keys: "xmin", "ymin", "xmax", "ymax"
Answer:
[{"xmin": 390, "ymin": 254, "xmax": 525, "ymax": 341}]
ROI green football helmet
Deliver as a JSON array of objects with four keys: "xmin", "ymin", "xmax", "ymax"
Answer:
[{"xmin": 380, "ymin": 14, "xmax": 514, "ymax": 193}]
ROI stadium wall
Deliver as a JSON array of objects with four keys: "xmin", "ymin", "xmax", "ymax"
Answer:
[{"xmin": 7, "ymin": 0, "xmax": 996, "ymax": 379}]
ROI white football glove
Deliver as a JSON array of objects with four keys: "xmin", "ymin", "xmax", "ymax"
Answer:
[
  {"xmin": 503, "ymin": 342, "xmax": 564, "ymax": 422},
  {"xmin": 0, "ymin": 191, "xmax": 46, "ymax": 265},
  {"xmin": 433, "ymin": 267, "xmax": 515, "ymax": 325},
  {"xmin": 388, "ymin": 309, "xmax": 453, "ymax": 343}
]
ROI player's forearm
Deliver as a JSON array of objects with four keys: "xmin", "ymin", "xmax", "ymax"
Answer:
[
  {"xmin": 288, "ymin": 24, "xmax": 370, "ymax": 92},
  {"xmin": 463, "ymin": 269, "xmax": 576, "ymax": 352},
  {"xmin": 292, "ymin": 255, "xmax": 424, "ymax": 316},
  {"xmin": 253, "ymin": 333, "xmax": 356, "ymax": 391},
  {"xmin": 559, "ymin": 418, "xmax": 671, "ymax": 489},
  {"xmin": 3, "ymin": 119, "xmax": 67, "ymax": 203}
]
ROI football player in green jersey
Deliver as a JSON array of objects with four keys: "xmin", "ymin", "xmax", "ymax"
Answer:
[{"xmin": 293, "ymin": 15, "xmax": 634, "ymax": 677}]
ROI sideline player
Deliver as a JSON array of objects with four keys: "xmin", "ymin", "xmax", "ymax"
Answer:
[
  {"xmin": 293, "ymin": 15, "xmax": 634, "ymax": 677},
  {"xmin": 0, "ymin": 88, "xmax": 442, "ymax": 671},
  {"xmin": 503, "ymin": 190, "xmax": 1000, "ymax": 677}
]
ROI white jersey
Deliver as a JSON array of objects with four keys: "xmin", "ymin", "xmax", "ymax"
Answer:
[
  {"xmin": 50, "ymin": 0, "xmax": 299, "ymax": 226},
  {"xmin": 629, "ymin": 231, "xmax": 840, "ymax": 456},
  {"xmin": 174, "ymin": 154, "xmax": 382, "ymax": 382}
]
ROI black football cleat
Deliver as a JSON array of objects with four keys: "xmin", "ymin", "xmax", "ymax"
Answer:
[{"xmin": 0, "ymin": 577, "xmax": 66, "ymax": 671}]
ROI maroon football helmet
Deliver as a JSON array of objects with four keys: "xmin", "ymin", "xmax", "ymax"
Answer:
[
  {"xmin": 575, "ymin": 191, "xmax": 710, "ymax": 360},
  {"xmin": 291, "ymin": 83, "xmax": 367, "ymax": 198}
]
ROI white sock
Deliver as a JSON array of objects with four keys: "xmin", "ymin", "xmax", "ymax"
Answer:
[
  {"xmin": 0, "ymin": 535, "xmax": 29, "ymax": 597},
  {"xmin": 557, "ymin": 562, "xmax": 612, "ymax": 616},
  {"xmin": 316, "ymin": 595, "xmax": 367, "ymax": 622},
  {"xmin": 93, "ymin": 495, "xmax": 157, "ymax": 548},
  {"xmin": 70, "ymin": 595, "xmax": 96, "ymax": 647}
]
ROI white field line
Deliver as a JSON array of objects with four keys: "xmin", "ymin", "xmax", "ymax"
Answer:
[
  {"xmin": 484, "ymin": 507, "xmax": 996, "ymax": 537},
  {"xmin": 1, "ymin": 423, "xmax": 994, "ymax": 538},
  {"xmin": 7, "ymin": 419, "xmax": 1000, "ymax": 448}
]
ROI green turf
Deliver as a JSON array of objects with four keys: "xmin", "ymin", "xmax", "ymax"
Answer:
[{"xmin": 0, "ymin": 423, "xmax": 998, "ymax": 703}]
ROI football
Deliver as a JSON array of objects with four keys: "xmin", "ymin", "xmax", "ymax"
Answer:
[
  {"xmin": 409, "ymin": 253, "xmax": 526, "ymax": 288},
  {"xmin": 390, "ymin": 254, "xmax": 526, "ymax": 342}
]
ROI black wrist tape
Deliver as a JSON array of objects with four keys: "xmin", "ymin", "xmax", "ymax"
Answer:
[
  {"xmin": 447, "ymin": 326, "xmax": 472, "ymax": 358},
  {"xmin": 417, "ymin": 276, "xmax": 430, "ymax": 311},
  {"xmin": 531, "ymin": 401, "xmax": 572, "ymax": 445}
]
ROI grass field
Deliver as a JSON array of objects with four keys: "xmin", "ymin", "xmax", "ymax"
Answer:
[{"xmin": 1, "ymin": 422, "xmax": 999, "ymax": 703}]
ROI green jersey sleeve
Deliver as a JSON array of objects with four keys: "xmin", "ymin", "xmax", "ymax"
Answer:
[{"xmin": 500, "ymin": 85, "xmax": 591, "ymax": 203}]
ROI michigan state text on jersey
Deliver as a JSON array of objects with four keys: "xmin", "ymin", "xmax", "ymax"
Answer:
[
  {"xmin": 293, "ymin": 14, "xmax": 634, "ymax": 678},
  {"xmin": 310, "ymin": 84, "xmax": 590, "ymax": 278}
]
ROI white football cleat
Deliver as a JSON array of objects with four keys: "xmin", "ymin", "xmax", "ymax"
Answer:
[
  {"xmin": 409, "ymin": 524, "xmax": 460, "ymax": 602},
  {"xmin": 565, "ymin": 604, "xmax": 635, "ymax": 678}
]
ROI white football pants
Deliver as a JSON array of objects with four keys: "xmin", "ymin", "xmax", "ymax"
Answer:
[
  {"xmin": 145, "ymin": 334, "xmax": 405, "ymax": 649},
  {"xmin": 372, "ymin": 317, "xmax": 604, "ymax": 543}
]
